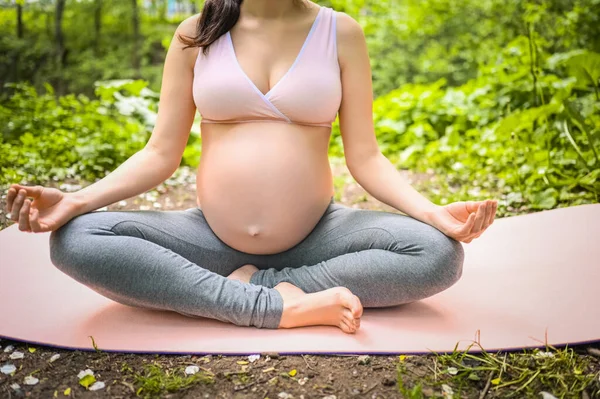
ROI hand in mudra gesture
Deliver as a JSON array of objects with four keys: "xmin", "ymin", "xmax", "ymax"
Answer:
[
  {"xmin": 427, "ymin": 199, "xmax": 498, "ymax": 243},
  {"xmin": 5, "ymin": 184, "xmax": 80, "ymax": 233}
]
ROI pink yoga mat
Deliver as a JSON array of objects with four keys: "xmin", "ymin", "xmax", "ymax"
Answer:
[{"xmin": 1, "ymin": 204, "xmax": 599, "ymax": 355}]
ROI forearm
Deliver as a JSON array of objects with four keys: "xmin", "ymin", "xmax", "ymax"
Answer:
[
  {"xmin": 69, "ymin": 148, "xmax": 178, "ymax": 215},
  {"xmin": 348, "ymin": 153, "xmax": 440, "ymax": 224}
]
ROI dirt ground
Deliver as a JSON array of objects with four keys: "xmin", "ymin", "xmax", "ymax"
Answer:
[{"xmin": 1, "ymin": 160, "xmax": 599, "ymax": 398}]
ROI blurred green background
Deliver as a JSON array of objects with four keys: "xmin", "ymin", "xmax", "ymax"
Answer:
[{"xmin": 1, "ymin": 0, "xmax": 598, "ymax": 214}]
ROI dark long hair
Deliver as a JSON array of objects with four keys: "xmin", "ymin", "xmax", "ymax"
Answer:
[{"xmin": 178, "ymin": 0, "xmax": 306, "ymax": 55}]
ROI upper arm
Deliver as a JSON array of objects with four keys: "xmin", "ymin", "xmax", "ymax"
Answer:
[
  {"xmin": 145, "ymin": 14, "xmax": 200, "ymax": 170},
  {"xmin": 336, "ymin": 12, "xmax": 380, "ymax": 171}
]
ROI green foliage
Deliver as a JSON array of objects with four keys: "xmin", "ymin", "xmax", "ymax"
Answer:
[
  {"xmin": 0, "ymin": 80, "xmax": 153, "ymax": 187},
  {"xmin": 330, "ymin": 34, "xmax": 599, "ymax": 212},
  {"xmin": 1, "ymin": 0, "xmax": 598, "ymax": 214},
  {"xmin": 0, "ymin": 0, "xmax": 178, "ymax": 96},
  {"xmin": 130, "ymin": 362, "xmax": 214, "ymax": 399}
]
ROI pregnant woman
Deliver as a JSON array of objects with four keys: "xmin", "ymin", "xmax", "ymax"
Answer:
[{"xmin": 5, "ymin": 0, "xmax": 497, "ymax": 334}]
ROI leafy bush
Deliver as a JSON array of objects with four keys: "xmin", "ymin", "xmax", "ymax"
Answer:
[
  {"xmin": 330, "ymin": 37, "xmax": 599, "ymax": 212},
  {"xmin": 0, "ymin": 80, "xmax": 155, "ymax": 187}
]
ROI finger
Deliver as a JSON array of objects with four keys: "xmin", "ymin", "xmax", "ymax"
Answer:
[
  {"xmin": 465, "ymin": 200, "xmax": 477, "ymax": 213},
  {"xmin": 30, "ymin": 207, "xmax": 42, "ymax": 233},
  {"xmin": 472, "ymin": 202, "xmax": 487, "ymax": 234},
  {"xmin": 489, "ymin": 200, "xmax": 498, "ymax": 225},
  {"xmin": 13, "ymin": 184, "xmax": 44, "ymax": 200},
  {"xmin": 19, "ymin": 199, "xmax": 32, "ymax": 232},
  {"xmin": 10, "ymin": 189, "xmax": 27, "ymax": 222},
  {"xmin": 6, "ymin": 186, "xmax": 18, "ymax": 213},
  {"xmin": 458, "ymin": 212, "xmax": 477, "ymax": 237},
  {"xmin": 483, "ymin": 200, "xmax": 493, "ymax": 227},
  {"xmin": 479, "ymin": 200, "xmax": 492, "ymax": 231}
]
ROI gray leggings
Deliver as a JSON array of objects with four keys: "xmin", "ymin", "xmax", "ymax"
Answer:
[{"xmin": 49, "ymin": 197, "xmax": 464, "ymax": 329}]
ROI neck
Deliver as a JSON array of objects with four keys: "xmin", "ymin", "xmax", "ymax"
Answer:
[{"xmin": 240, "ymin": 0, "xmax": 305, "ymax": 19}]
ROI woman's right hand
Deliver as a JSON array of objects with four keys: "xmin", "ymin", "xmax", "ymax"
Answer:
[{"xmin": 5, "ymin": 184, "xmax": 82, "ymax": 233}]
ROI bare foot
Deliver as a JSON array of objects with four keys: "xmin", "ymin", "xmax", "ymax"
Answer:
[
  {"xmin": 276, "ymin": 283, "xmax": 363, "ymax": 334},
  {"xmin": 227, "ymin": 264, "xmax": 258, "ymax": 284}
]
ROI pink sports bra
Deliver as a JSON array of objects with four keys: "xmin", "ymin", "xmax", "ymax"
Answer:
[{"xmin": 192, "ymin": 6, "xmax": 341, "ymax": 128}]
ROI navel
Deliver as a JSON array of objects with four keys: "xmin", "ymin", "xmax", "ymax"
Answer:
[{"xmin": 247, "ymin": 225, "xmax": 261, "ymax": 237}]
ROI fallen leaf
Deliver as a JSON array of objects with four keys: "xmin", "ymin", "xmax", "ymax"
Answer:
[
  {"xmin": 1, "ymin": 364, "xmax": 16, "ymax": 375},
  {"xmin": 288, "ymin": 369, "xmax": 297, "ymax": 377},
  {"xmin": 237, "ymin": 360, "xmax": 249, "ymax": 365},
  {"xmin": 77, "ymin": 369, "xmax": 94, "ymax": 379},
  {"xmin": 248, "ymin": 354, "xmax": 260, "ymax": 363},
  {"xmin": 491, "ymin": 377, "xmax": 501, "ymax": 385},
  {"xmin": 24, "ymin": 375, "xmax": 39, "ymax": 385},
  {"xmin": 442, "ymin": 383, "xmax": 454, "ymax": 396},
  {"xmin": 79, "ymin": 374, "xmax": 96, "ymax": 389},
  {"xmin": 28, "ymin": 348, "xmax": 36, "ymax": 353},
  {"xmin": 64, "ymin": 387, "xmax": 71, "ymax": 395},
  {"xmin": 89, "ymin": 381, "xmax": 106, "ymax": 391}
]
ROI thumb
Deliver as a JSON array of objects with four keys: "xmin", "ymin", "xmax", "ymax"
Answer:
[{"xmin": 12, "ymin": 184, "xmax": 44, "ymax": 199}]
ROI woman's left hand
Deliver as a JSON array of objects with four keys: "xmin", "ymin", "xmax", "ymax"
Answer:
[{"xmin": 425, "ymin": 199, "xmax": 498, "ymax": 243}]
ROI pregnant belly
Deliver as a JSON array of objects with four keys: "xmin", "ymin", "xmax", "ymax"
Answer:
[{"xmin": 195, "ymin": 122, "xmax": 335, "ymax": 255}]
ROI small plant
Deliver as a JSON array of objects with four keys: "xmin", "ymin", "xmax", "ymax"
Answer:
[{"xmin": 133, "ymin": 362, "xmax": 214, "ymax": 399}]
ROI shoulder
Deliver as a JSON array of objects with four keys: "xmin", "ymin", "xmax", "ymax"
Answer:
[
  {"xmin": 333, "ymin": 11, "xmax": 365, "ymax": 45},
  {"xmin": 332, "ymin": 11, "xmax": 367, "ymax": 66},
  {"xmin": 176, "ymin": 13, "xmax": 201, "ymax": 38}
]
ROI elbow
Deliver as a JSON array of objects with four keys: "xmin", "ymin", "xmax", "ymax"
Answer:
[
  {"xmin": 143, "ymin": 146, "xmax": 181, "ymax": 177},
  {"xmin": 346, "ymin": 150, "xmax": 383, "ymax": 178}
]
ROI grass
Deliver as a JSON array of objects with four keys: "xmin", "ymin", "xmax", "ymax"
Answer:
[
  {"xmin": 396, "ymin": 341, "xmax": 600, "ymax": 398},
  {"xmin": 122, "ymin": 361, "xmax": 215, "ymax": 398}
]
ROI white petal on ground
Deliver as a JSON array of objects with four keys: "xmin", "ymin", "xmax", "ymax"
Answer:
[
  {"xmin": 10, "ymin": 383, "xmax": 21, "ymax": 390},
  {"xmin": 9, "ymin": 351, "xmax": 24, "ymax": 360},
  {"xmin": 89, "ymin": 381, "xmax": 106, "ymax": 391},
  {"xmin": 447, "ymin": 367, "xmax": 458, "ymax": 375},
  {"xmin": 540, "ymin": 392, "xmax": 559, "ymax": 399},
  {"xmin": 24, "ymin": 376, "xmax": 39, "ymax": 385},
  {"xmin": 298, "ymin": 377, "xmax": 309, "ymax": 386},
  {"xmin": 278, "ymin": 392, "xmax": 293, "ymax": 399},
  {"xmin": 49, "ymin": 354, "xmax": 61, "ymax": 363},
  {"xmin": 185, "ymin": 365, "xmax": 199, "ymax": 375},
  {"xmin": 535, "ymin": 351, "xmax": 555, "ymax": 358},
  {"xmin": 77, "ymin": 369, "xmax": 95, "ymax": 379},
  {"xmin": 4, "ymin": 345, "xmax": 14, "ymax": 353},
  {"xmin": 248, "ymin": 354, "xmax": 260, "ymax": 363},
  {"xmin": 442, "ymin": 384, "xmax": 454, "ymax": 396},
  {"xmin": 1, "ymin": 364, "xmax": 17, "ymax": 375}
]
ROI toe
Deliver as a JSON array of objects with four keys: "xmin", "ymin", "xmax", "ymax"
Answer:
[
  {"xmin": 339, "ymin": 317, "xmax": 356, "ymax": 334},
  {"xmin": 351, "ymin": 295, "xmax": 363, "ymax": 318}
]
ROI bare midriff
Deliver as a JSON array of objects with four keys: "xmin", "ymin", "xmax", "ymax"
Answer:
[{"xmin": 196, "ymin": 121, "xmax": 335, "ymax": 255}]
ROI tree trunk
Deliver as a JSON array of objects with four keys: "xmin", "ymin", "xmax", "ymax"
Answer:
[
  {"xmin": 132, "ymin": 0, "xmax": 141, "ymax": 79},
  {"xmin": 16, "ymin": 3, "xmax": 24, "ymax": 38},
  {"xmin": 94, "ymin": 0, "xmax": 102, "ymax": 56},
  {"xmin": 55, "ymin": 0, "xmax": 67, "ymax": 95}
]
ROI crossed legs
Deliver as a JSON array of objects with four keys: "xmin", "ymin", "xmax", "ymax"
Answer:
[{"xmin": 48, "ymin": 198, "xmax": 464, "ymax": 332}]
